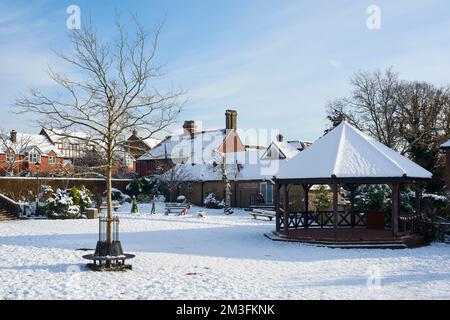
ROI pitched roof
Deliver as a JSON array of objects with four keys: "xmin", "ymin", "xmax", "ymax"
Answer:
[
  {"xmin": 261, "ymin": 141, "xmax": 300, "ymax": 160},
  {"xmin": 138, "ymin": 129, "xmax": 229, "ymax": 163},
  {"xmin": 275, "ymin": 122, "xmax": 432, "ymax": 180},
  {"xmin": 0, "ymin": 132, "xmax": 62, "ymax": 157}
]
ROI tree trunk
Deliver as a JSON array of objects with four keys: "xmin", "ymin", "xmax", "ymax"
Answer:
[{"xmin": 106, "ymin": 165, "xmax": 113, "ymax": 244}]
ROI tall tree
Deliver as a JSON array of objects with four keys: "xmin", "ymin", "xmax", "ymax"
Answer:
[
  {"xmin": 326, "ymin": 68, "xmax": 450, "ymax": 193},
  {"xmin": 16, "ymin": 18, "xmax": 183, "ymax": 255}
]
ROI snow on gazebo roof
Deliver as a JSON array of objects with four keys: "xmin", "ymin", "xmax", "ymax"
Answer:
[{"xmin": 275, "ymin": 121, "xmax": 432, "ymax": 181}]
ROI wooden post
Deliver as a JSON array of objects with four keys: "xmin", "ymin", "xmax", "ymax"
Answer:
[
  {"xmin": 415, "ymin": 182, "xmax": 421, "ymax": 232},
  {"xmin": 332, "ymin": 182, "xmax": 338, "ymax": 239},
  {"xmin": 415, "ymin": 182, "xmax": 421, "ymax": 219},
  {"xmin": 275, "ymin": 183, "xmax": 281, "ymax": 232},
  {"xmin": 350, "ymin": 185, "xmax": 356, "ymax": 228},
  {"xmin": 303, "ymin": 184, "xmax": 310, "ymax": 229},
  {"xmin": 392, "ymin": 183, "xmax": 399, "ymax": 237},
  {"xmin": 284, "ymin": 184, "xmax": 289, "ymax": 237}
]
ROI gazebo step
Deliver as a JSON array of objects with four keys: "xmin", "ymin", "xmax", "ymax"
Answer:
[{"xmin": 265, "ymin": 232, "xmax": 424, "ymax": 249}]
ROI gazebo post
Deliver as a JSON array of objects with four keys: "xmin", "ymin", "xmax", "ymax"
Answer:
[
  {"xmin": 350, "ymin": 185, "xmax": 356, "ymax": 228},
  {"xmin": 415, "ymin": 182, "xmax": 422, "ymax": 220},
  {"xmin": 392, "ymin": 183, "xmax": 400, "ymax": 237},
  {"xmin": 284, "ymin": 184, "xmax": 290, "ymax": 237},
  {"xmin": 275, "ymin": 183, "xmax": 281, "ymax": 232},
  {"xmin": 303, "ymin": 184, "xmax": 310, "ymax": 229},
  {"xmin": 332, "ymin": 181, "xmax": 338, "ymax": 239}
]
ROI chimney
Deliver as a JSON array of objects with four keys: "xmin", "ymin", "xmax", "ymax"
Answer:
[
  {"xmin": 225, "ymin": 109, "xmax": 237, "ymax": 130},
  {"xmin": 132, "ymin": 128, "xmax": 138, "ymax": 136},
  {"xmin": 183, "ymin": 120, "xmax": 197, "ymax": 138},
  {"xmin": 10, "ymin": 130, "xmax": 17, "ymax": 143},
  {"xmin": 276, "ymin": 134, "xmax": 284, "ymax": 142}
]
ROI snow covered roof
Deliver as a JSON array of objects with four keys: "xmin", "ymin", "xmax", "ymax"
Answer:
[
  {"xmin": 41, "ymin": 128, "xmax": 90, "ymax": 144},
  {"xmin": 0, "ymin": 132, "xmax": 63, "ymax": 157},
  {"xmin": 287, "ymin": 140, "xmax": 312, "ymax": 151},
  {"xmin": 440, "ymin": 140, "xmax": 450, "ymax": 149},
  {"xmin": 142, "ymin": 137, "xmax": 161, "ymax": 149},
  {"xmin": 176, "ymin": 150, "xmax": 278, "ymax": 182},
  {"xmin": 261, "ymin": 141, "xmax": 300, "ymax": 160},
  {"xmin": 275, "ymin": 122, "xmax": 432, "ymax": 181},
  {"xmin": 138, "ymin": 129, "xmax": 229, "ymax": 163}
]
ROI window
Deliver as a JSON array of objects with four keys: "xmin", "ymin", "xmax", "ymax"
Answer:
[
  {"xmin": 125, "ymin": 155, "xmax": 133, "ymax": 168},
  {"xmin": 260, "ymin": 182, "xmax": 274, "ymax": 204},
  {"xmin": 49, "ymin": 156, "xmax": 57, "ymax": 165},
  {"xmin": 29, "ymin": 151, "xmax": 41, "ymax": 164}
]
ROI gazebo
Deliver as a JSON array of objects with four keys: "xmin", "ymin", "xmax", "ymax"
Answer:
[{"xmin": 270, "ymin": 122, "xmax": 432, "ymax": 248}]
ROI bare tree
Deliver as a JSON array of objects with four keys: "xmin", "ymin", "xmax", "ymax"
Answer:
[
  {"xmin": 0, "ymin": 130, "xmax": 33, "ymax": 176},
  {"xmin": 326, "ymin": 68, "xmax": 404, "ymax": 150},
  {"xmin": 16, "ymin": 18, "xmax": 183, "ymax": 254},
  {"xmin": 326, "ymin": 67, "xmax": 450, "ymax": 192},
  {"xmin": 159, "ymin": 163, "xmax": 191, "ymax": 202}
]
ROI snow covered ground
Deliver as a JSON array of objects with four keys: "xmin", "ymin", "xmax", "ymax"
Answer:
[{"xmin": 1, "ymin": 202, "xmax": 450, "ymax": 300}]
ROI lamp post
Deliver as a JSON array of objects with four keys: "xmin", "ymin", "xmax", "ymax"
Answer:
[{"xmin": 35, "ymin": 160, "xmax": 40, "ymax": 214}]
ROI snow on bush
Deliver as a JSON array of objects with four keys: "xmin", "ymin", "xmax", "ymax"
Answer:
[
  {"xmin": 176, "ymin": 195, "xmax": 187, "ymax": 203},
  {"xmin": 110, "ymin": 188, "xmax": 131, "ymax": 204},
  {"xmin": 204, "ymin": 193, "xmax": 225, "ymax": 209},
  {"xmin": 45, "ymin": 186, "xmax": 92, "ymax": 219}
]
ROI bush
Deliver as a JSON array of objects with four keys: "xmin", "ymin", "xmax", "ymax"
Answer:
[
  {"xmin": 109, "ymin": 188, "xmax": 131, "ymax": 204},
  {"xmin": 204, "ymin": 193, "xmax": 225, "ymax": 209},
  {"xmin": 354, "ymin": 185, "xmax": 390, "ymax": 212},
  {"xmin": 44, "ymin": 186, "xmax": 92, "ymax": 219},
  {"xmin": 125, "ymin": 177, "xmax": 162, "ymax": 197},
  {"xmin": 176, "ymin": 195, "xmax": 187, "ymax": 203}
]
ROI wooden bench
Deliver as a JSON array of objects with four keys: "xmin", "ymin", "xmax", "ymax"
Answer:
[
  {"xmin": 165, "ymin": 202, "xmax": 190, "ymax": 215},
  {"xmin": 250, "ymin": 209, "xmax": 276, "ymax": 221},
  {"xmin": 99, "ymin": 201, "xmax": 121, "ymax": 212}
]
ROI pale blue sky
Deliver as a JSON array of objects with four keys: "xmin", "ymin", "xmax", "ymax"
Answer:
[{"xmin": 0, "ymin": 0, "xmax": 449, "ymax": 142}]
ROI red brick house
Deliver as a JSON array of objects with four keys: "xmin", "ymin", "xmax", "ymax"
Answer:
[
  {"xmin": 0, "ymin": 130, "xmax": 65, "ymax": 176},
  {"xmin": 136, "ymin": 110, "xmax": 246, "ymax": 176}
]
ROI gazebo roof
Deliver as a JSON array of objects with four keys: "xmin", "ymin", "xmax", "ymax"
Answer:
[{"xmin": 275, "ymin": 122, "xmax": 432, "ymax": 182}]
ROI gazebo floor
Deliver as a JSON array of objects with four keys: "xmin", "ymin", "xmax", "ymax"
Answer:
[{"xmin": 266, "ymin": 229, "xmax": 425, "ymax": 249}]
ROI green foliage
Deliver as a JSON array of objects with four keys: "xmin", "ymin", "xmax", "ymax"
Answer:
[
  {"xmin": 354, "ymin": 185, "xmax": 389, "ymax": 212},
  {"xmin": 131, "ymin": 196, "xmax": 139, "ymax": 214},
  {"xmin": 125, "ymin": 177, "xmax": 163, "ymax": 197},
  {"xmin": 45, "ymin": 185, "xmax": 92, "ymax": 219},
  {"xmin": 69, "ymin": 186, "xmax": 81, "ymax": 206},
  {"xmin": 204, "ymin": 193, "xmax": 225, "ymax": 209},
  {"xmin": 312, "ymin": 185, "xmax": 331, "ymax": 211}
]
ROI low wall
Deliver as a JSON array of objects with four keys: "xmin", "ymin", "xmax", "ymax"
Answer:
[{"xmin": 0, "ymin": 177, "xmax": 132, "ymax": 201}]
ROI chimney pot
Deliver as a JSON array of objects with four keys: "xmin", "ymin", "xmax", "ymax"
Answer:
[
  {"xmin": 10, "ymin": 130, "xmax": 17, "ymax": 143},
  {"xmin": 276, "ymin": 134, "xmax": 284, "ymax": 142},
  {"xmin": 183, "ymin": 120, "xmax": 197, "ymax": 138},
  {"xmin": 225, "ymin": 109, "xmax": 237, "ymax": 130}
]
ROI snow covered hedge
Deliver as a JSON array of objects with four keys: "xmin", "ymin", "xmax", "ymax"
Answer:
[
  {"xmin": 204, "ymin": 193, "xmax": 225, "ymax": 209},
  {"xmin": 44, "ymin": 186, "xmax": 92, "ymax": 219}
]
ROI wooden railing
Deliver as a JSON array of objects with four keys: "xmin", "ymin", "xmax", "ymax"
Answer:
[
  {"xmin": 279, "ymin": 211, "xmax": 420, "ymax": 232},
  {"xmin": 279, "ymin": 211, "xmax": 367, "ymax": 230},
  {"xmin": 0, "ymin": 194, "xmax": 21, "ymax": 218}
]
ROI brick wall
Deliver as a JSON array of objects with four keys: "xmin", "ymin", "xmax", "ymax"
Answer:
[{"xmin": 0, "ymin": 177, "xmax": 131, "ymax": 201}]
